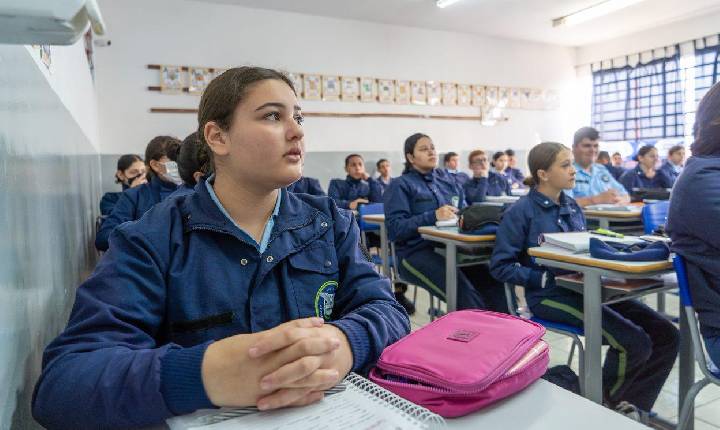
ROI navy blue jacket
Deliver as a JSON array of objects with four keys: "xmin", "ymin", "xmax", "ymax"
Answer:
[
  {"xmin": 95, "ymin": 176, "xmax": 178, "ymax": 251},
  {"xmin": 384, "ymin": 168, "xmax": 466, "ymax": 260},
  {"xmin": 32, "ymin": 182, "xmax": 409, "ymax": 430},
  {"xmin": 287, "ymin": 176, "xmax": 325, "ymax": 196},
  {"xmin": 659, "ymin": 161, "xmax": 681, "ymax": 186},
  {"xmin": 328, "ymin": 176, "xmax": 381, "ymax": 209},
  {"xmin": 601, "ymin": 163, "xmax": 625, "ymax": 181},
  {"xmin": 445, "ymin": 169, "xmax": 470, "ymax": 187},
  {"xmin": 505, "ymin": 167, "xmax": 525, "ymax": 188},
  {"xmin": 619, "ymin": 166, "xmax": 674, "ymax": 192},
  {"xmin": 374, "ymin": 177, "xmax": 393, "ymax": 200},
  {"xmin": 463, "ymin": 172, "xmax": 512, "ymax": 204},
  {"xmin": 667, "ymin": 156, "xmax": 720, "ymax": 337},
  {"xmin": 490, "ymin": 189, "xmax": 586, "ymax": 306}
]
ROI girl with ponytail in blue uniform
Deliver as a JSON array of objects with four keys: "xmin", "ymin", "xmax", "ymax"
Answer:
[
  {"xmin": 384, "ymin": 133, "xmax": 507, "ymax": 312},
  {"xmin": 490, "ymin": 142, "xmax": 678, "ymax": 419},
  {"xmin": 33, "ymin": 67, "xmax": 409, "ymax": 430}
]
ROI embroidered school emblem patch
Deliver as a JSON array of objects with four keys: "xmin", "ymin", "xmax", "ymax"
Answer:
[
  {"xmin": 602, "ymin": 174, "xmax": 610, "ymax": 182},
  {"xmin": 314, "ymin": 281, "xmax": 338, "ymax": 320}
]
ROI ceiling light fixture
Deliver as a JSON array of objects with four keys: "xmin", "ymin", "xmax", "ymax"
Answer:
[
  {"xmin": 552, "ymin": 0, "xmax": 646, "ymax": 27},
  {"xmin": 436, "ymin": 0, "xmax": 465, "ymax": 9}
]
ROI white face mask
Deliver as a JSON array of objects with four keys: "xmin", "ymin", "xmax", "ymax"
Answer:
[{"xmin": 162, "ymin": 161, "xmax": 183, "ymax": 185}]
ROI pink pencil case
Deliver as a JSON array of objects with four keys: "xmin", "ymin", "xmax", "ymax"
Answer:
[{"xmin": 369, "ymin": 310, "xmax": 549, "ymax": 418}]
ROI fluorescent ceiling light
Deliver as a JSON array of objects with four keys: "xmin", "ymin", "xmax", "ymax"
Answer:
[
  {"xmin": 552, "ymin": 0, "xmax": 646, "ymax": 27},
  {"xmin": 436, "ymin": 0, "xmax": 465, "ymax": 9}
]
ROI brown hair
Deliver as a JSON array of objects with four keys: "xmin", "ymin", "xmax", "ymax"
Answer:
[
  {"xmin": 467, "ymin": 149, "xmax": 486, "ymax": 165},
  {"xmin": 523, "ymin": 142, "xmax": 569, "ymax": 187},
  {"xmin": 144, "ymin": 135, "xmax": 181, "ymax": 179},
  {"xmin": 196, "ymin": 66, "xmax": 295, "ymax": 173},
  {"xmin": 668, "ymin": 145, "xmax": 684, "ymax": 156},
  {"xmin": 693, "ymin": 82, "xmax": 720, "ymax": 156}
]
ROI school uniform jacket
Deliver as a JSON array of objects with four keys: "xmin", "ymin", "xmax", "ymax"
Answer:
[
  {"xmin": 463, "ymin": 171, "xmax": 512, "ymax": 204},
  {"xmin": 619, "ymin": 166, "xmax": 674, "ymax": 193},
  {"xmin": 32, "ymin": 181, "xmax": 410, "ymax": 430},
  {"xmin": 328, "ymin": 176, "xmax": 381, "ymax": 209}
]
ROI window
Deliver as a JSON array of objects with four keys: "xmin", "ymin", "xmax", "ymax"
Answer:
[{"xmin": 694, "ymin": 44, "xmax": 720, "ymax": 103}]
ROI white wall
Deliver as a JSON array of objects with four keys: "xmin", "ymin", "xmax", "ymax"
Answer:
[
  {"xmin": 94, "ymin": 0, "xmax": 580, "ymax": 158},
  {"xmin": 575, "ymin": 10, "xmax": 720, "ymax": 66}
]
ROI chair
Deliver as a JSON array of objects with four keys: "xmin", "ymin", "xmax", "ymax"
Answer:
[
  {"xmin": 504, "ymin": 283, "xmax": 585, "ymax": 395},
  {"xmin": 357, "ymin": 203, "xmax": 384, "ymax": 267},
  {"xmin": 641, "ymin": 200, "xmax": 670, "ymax": 235},
  {"xmin": 674, "ymin": 255, "xmax": 720, "ymax": 430}
]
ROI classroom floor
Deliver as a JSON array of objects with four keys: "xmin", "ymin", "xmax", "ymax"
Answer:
[{"xmin": 406, "ymin": 287, "xmax": 720, "ymax": 429}]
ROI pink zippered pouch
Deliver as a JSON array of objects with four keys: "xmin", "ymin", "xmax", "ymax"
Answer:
[{"xmin": 369, "ymin": 310, "xmax": 549, "ymax": 417}]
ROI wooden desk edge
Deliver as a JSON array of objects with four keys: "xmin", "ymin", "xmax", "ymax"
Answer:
[
  {"xmin": 418, "ymin": 227, "xmax": 495, "ymax": 242},
  {"xmin": 583, "ymin": 210, "xmax": 642, "ymax": 219},
  {"xmin": 528, "ymin": 248, "xmax": 672, "ymax": 273},
  {"xmin": 362, "ymin": 215, "xmax": 385, "ymax": 222}
]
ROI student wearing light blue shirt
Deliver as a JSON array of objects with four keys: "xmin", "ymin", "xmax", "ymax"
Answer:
[{"xmin": 566, "ymin": 127, "xmax": 629, "ymax": 207}]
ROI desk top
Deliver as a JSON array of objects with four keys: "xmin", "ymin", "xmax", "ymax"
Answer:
[
  {"xmin": 529, "ymin": 245, "xmax": 672, "ymax": 273},
  {"xmin": 448, "ymin": 379, "xmax": 646, "ymax": 429},
  {"xmin": 362, "ymin": 214, "xmax": 385, "ymax": 223},
  {"xmin": 418, "ymin": 226, "xmax": 495, "ymax": 243},
  {"xmin": 583, "ymin": 210, "xmax": 642, "ymax": 219}
]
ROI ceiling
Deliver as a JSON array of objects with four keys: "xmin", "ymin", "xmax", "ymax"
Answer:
[{"xmin": 191, "ymin": 0, "xmax": 720, "ymax": 47}]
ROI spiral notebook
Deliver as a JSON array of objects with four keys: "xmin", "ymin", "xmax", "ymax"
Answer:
[{"xmin": 166, "ymin": 373, "xmax": 446, "ymax": 430}]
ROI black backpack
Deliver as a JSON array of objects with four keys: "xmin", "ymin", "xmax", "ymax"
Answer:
[{"xmin": 458, "ymin": 204, "xmax": 504, "ymax": 234}]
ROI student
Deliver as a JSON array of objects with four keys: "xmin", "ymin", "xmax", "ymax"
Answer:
[
  {"xmin": 504, "ymin": 148, "xmax": 526, "ymax": 189},
  {"xmin": 373, "ymin": 158, "xmax": 393, "ymax": 199},
  {"xmin": 99, "ymin": 154, "xmax": 146, "ymax": 215},
  {"xmin": 94, "ymin": 135, "xmax": 182, "ymax": 251},
  {"xmin": 490, "ymin": 141, "xmax": 678, "ymax": 418},
  {"xmin": 287, "ymin": 176, "xmax": 325, "ymax": 196},
  {"xmin": 172, "ymin": 131, "xmax": 208, "ymax": 197},
  {"xmin": 667, "ymin": 81, "xmax": 720, "ymax": 373},
  {"xmin": 598, "ymin": 151, "xmax": 624, "ymax": 181},
  {"xmin": 328, "ymin": 154, "xmax": 380, "ymax": 210},
  {"xmin": 619, "ymin": 145, "xmax": 674, "ymax": 192},
  {"xmin": 32, "ymin": 66, "xmax": 409, "ymax": 429},
  {"xmin": 491, "ymin": 151, "xmax": 515, "ymax": 190},
  {"xmin": 443, "ymin": 151, "xmax": 470, "ymax": 186},
  {"xmin": 659, "ymin": 144, "xmax": 685, "ymax": 185},
  {"xmin": 463, "ymin": 149, "xmax": 512, "ymax": 204},
  {"xmin": 566, "ymin": 127, "xmax": 629, "ymax": 207},
  {"xmin": 612, "ymin": 151, "xmax": 624, "ymax": 168},
  {"xmin": 384, "ymin": 133, "xmax": 507, "ymax": 311}
]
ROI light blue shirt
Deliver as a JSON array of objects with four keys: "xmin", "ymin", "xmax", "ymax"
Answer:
[
  {"xmin": 205, "ymin": 175, "xmax": 281, "ymax": 253},
  {"xmin": 566, "ymin": 162, "xmax": 627, "ymax": 198}
]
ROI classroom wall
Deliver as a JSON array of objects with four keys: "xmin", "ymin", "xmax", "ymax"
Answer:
[
  {"xmin": 0, "ymin": 42, "xmax": 101, "ymax": 429},
  {"xmin": 94, "ymin": 0, "xmax": 580, "ymax": 193}
]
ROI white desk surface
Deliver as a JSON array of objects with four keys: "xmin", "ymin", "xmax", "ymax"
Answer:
[
  {"xmin": 528, "ymin": 244, "xmax": 672, "ymax": 273},
  {"xmin": 448, "ymin": 379, "xmax": 647, "ymax": 429}
]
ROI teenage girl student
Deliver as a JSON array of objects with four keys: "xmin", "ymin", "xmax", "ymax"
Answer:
[
  {"xmin": 384, "ymin": 133, "xmax": 507, "ymax": 311},
  {"xmin": 619, "ymin": 145, "xmax": 674, "ymax": 193},
  {"xmin": 94, "ymin": 135, "xmax": 182, "ymax": 251},
  {"xmin": 491, "ymin": 151, "xmax": 515, "ymax": 191},
  {"xmin": 490, "ymin": 142, "xmax": 678, "ymax": 417},
  {"xmin": 172, "ymin": 131, "xmax": 208, "ymax": 197},
  {"xmin": 99, "ymin": 154, "xmax": 146, "ymax": 215},
  {"xmin": 328, "ymin": 154, "xmax": 380, "ymax": 210},
  {"xmin": 32, "ymin": 67, "xmax": 409, "ymax": 429},
  {"xmin": 464, "ymin": 149, "xmax": 512, "ymax": 204},
  {"xmin": 667, "ymin": 81, "xmax": 720, "ymax": 372}
]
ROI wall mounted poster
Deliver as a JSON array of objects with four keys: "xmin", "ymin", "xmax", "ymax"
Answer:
[
  {"xmin": 426, "ymin": 81, "xmax": 441, "ymax": 106},
  {"xmin": 411, "ymin": 81, "xmax": 427, "ymax": 105},
  {"xmin": 471, "ymin": 85, "xmax": 486, "ymax": 107},
  {"xmin": 486, "ymin": 86, "xmax": 499, "ymax": 107},
  {"xmin": 378, "ymin": 79, "xmax": 395, "ymax": 103},
  {"xmin": 395, "ymin": 80, "xmax": 410, "ymax": 104},
  {"xmin": 188, "ymin": 67, "xmax": 213, "ymax": 94},
  {"xmin": 288, "ymin": 72, "xmax": 304, "ymax": 97},
  {"xmin": 442, "ymin": 82, "xmax": 458, "ymax": 106},
  {"xmin": 322, "ymin": 75, "xmax": 341, "ymax": 101},
  {"xmin": 303, "ymin": 74, "xmax": 321, "ymax": 100},
  {"xmin": 360, "ymin": 77, "xmax": 377, "ymax": 102},
  {"xmin": 341, "ymin": 76, "xmax": 359, "ymax": 101},
  {"xmin": 457, "ymin": 84, "xmax": 472, "ymax": 106},
  {"xmin": 160, "ymin": 65, "xmax": 183, "ymax": 93}
]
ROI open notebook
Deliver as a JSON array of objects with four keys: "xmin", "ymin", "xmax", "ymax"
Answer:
[
  {"xmin": 540, "ymin": 232, "xmax": 643, "ymax": 253},
  {"xmin": 166, "ymin": 373, "xmax": 446, "ymax": 430}
]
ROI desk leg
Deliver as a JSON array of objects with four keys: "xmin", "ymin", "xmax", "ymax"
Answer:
[
  {"xmin": 446, "ymin": 243, "xmax": 457, "ymax": 312},
  {"xmin": 679, "ymin": 306, "xmax": 695, "ymax": 430},
  {"xmin": 380, "ymin": 224, "xmax": 389, "ymax": 278},
  {"xmin": 584, "ymin": 271, "xmax": 604, "ymax": 404},
  {"xmin": 599, "ymin": 219, "xmax": 610, "ymax": 229}
]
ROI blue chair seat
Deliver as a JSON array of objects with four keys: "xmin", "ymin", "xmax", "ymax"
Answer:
[{"xmin": 531, "ymin": 317, "xmax": 585, "ymax": 336}]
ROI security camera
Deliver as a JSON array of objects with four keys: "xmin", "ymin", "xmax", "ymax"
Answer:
[{"xmin": 93, "ymin": 38, "xmax": 112, "ymax": 47}]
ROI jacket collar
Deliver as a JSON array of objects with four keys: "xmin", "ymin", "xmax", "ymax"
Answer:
[{"xmin": 529, "ymin": 188, "xmax": 575, "ymax": 215}]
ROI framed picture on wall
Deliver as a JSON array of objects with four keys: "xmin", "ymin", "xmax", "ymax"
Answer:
[
  {"xmin": 498, "ymin": 87, "xmax": 510, "ymax": 107},
  {"xmin": 457, "ymin": 84, "xmax": 472, "ymax": 106},
  {"xmin": 213, "ymin": 68, "xmax": 227, "ymax": 79},
  {"xmin": 442, "ymin": 82, "xmax": 458, "ymax": 105},
  {"xmin": 303, "ymin": 74, "xmax": 321, "ymax": 100},
  {"xmin": 188, "ymin": 67, "xmax": 213, "ymax": 94},
  {"xmin": 426, "ymin": 81, "xmax": 441, "ymax": 106},
  {"xmin": 411, "ymin": 81, "xmax": 427, "ymax": 105},
  {"xmin": 471, "ymin": 85, "xmax": 486, "ymax": 107},
  {"xmin": 322, "ymin": 75, "xmax": 341, "ymax": 101},
  {"xmin": 528, "ymin": 88, "xmax": 543, "ymax": 110},
  {"xmin": 395, "ymin": 80, "xmax": 411, "ymax": 104},
  {"xmin": 378, "ymin": 79, "xmax": 395, "ymax": 103},
  {"xmin": 160, "ymin": 65, "xmax": 184, "ymax": 93},
  {"xmin": 288, "ymin": 72, "xmax": 304, "ymax": 97},
  {"xmin": 485, "ymin": 86, "xmax": 499, "ymax": 107},
  {"xmin": 360, "ymin": 77, "xmax": 377, "ymax": 102},
  {"xmin": 341, "ymin": 76, "xmax": 360, "ymax": 101}
]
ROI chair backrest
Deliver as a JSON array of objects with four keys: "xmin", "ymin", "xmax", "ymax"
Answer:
[
  {"xmin": 673, "ymin": 254, "xmax": 693, "ymax": 308},
  {"xmin": 357, "ymin": 203, "xmax": 383, "ymax": 232},
  {"xmin": 641, "ymin": 200, "xmax": 670, "ymax": 234}
]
